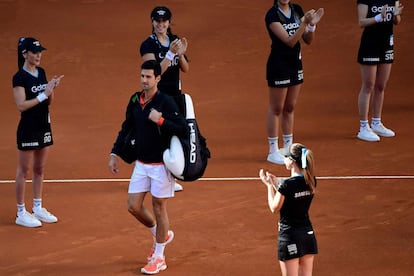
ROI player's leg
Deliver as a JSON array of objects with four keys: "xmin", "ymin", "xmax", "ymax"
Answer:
[
  {"xmin": 357, "ymin": 64, "xmax": 381, "ymax": 141},
  {"xmin": 281, "ymin": 84, "xmax": 301, "ymax": 138},
  {"xmin": 152, "ymin": 197, "xmax": 170, "ymax": 245},
  {"xmin": 31, "ymin": 146, "xmax": 57, "ymax": 223},
  {"xmin": 128, "ymin": 162, "xmax": 154, "ymax": 226},
  {"xmin": 15, "ymin": 149, "xmax": 43, "ymax": 227},
  {"xmin": 267, "ymin": 86, "xmax": 288, "ymax": 138},
  {"xmin": 32, "ymin": 147, "xmax": 49, "ymax": 200},
  {"xmin": 358, "ymin": 64, "xmax": 377, "ymax": 121},
  {"xmin": 298, "ymin": 254, "xmax": 315, "ymax": 276},
  {"xmin": 16, "ymin": 149, "xmax": 33, "ymax": 205},
  {"xmin": 141, "ymin": 165, "xmax": 173, "ymax": 274},
  {"xmin": 370, "ymin": 63, "xmax": 394, "ymax": 137},
  {"xmin": 149, "ymin": 164, "xmax": 174, "ymax": 246},
  {"xmin": 372, "ymin": 63, "xmax": 391, "ymax": 118},
  {"xmin": 128, "ymin": 192, "xmax": 154, "ymax": 226},
  {"xmin": 267, "ymin": 86, "xmax": 289, "ymax": 164},
  {"xmin": 279, "ymin": 258, "xmax": 299, "ymax": 276}
]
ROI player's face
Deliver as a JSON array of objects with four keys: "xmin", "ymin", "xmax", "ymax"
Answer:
[
  {"xmin": 152, "ymin": 18, "xmax": 170, "ymax": 34},
  {"xmin": 141, "ymin": 69, "xmax": 159, "ymax": 91},
  {"xmin": 25, "ymin": 51, "xmax": 42, "ymax": 66}
]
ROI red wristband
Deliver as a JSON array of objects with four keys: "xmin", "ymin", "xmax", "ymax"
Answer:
[{"xmin": 157, "ymin": 117, "xmax": 165, "ymax": 126}]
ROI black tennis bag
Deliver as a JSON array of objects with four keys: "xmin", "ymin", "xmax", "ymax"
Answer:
[{"xmin": 163, "ymin": 94, "xmax": 210, "ymax": 181}]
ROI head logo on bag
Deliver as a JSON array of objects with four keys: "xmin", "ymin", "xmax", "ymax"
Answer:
[{"xmin": 163, "ymin": 94, "xmax": 211, "ymax": 181}]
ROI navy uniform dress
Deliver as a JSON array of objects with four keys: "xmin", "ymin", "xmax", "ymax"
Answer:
[
  {"xmin": 12, "ymin": 67, "xmax": 53, "ymax": 151},
  {"xmin": 357, "ymin": 0, "xmax": 397, "ymax": 64},
  {"xmin": 265, "ymin": 3, "xmax": 305, "ymax": 88},
  {"xmin": 277, "ymin": 176, "xmax": 318, "ymax": 261},
  {"xmin": 140, "ymin": 34, "xmax": 181, "ymax": 97}
]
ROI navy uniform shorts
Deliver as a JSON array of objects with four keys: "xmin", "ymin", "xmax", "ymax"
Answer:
[
  {"xmin": 17, "ymin": 118, "xmax": 53, "ymax": 151},
  {"xmin": 358, "ymin": 34, "xmax": 394, "ymax": 65},
  {"xmin": 267, "ymin": 51, "xmax": 304, "ymax": 88},
  {"xmin": 278, "ymin": 226, "xmax": 318, "ymax": 261}
]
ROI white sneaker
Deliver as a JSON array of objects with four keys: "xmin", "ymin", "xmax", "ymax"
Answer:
[
  {"xmin": 267, "ymin": 152, "xmax": 285, "ymax": 165},
  {"xmin": 357, "ymin": 126, "xmax": 380, "ymax": 142},
  {"xmin": 174, "ymin": 182, "xmax": 183, "ymax": 192},
  {"xmin": 16, "ymin": 211, "xmax": 42, "ymax": 228},
  {"xmin": 371, "ymin": 123, "xmax": 395, "ymax": 137},
  {"xmin": 33, "ymin": 207, "xmax": 58, "ymax": 223}
]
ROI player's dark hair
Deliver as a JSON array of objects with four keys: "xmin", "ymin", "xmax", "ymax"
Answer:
[
  {"xmin": 17, "ymin": 37, "xmax": 26, "ymax": 69},
  {"xmin": 141, "ymin": 60, "xmax": 161, "ymax": 77},
  {"xmin": 289, "ymin": 143, "xmax": 316, "ymax": 194}
]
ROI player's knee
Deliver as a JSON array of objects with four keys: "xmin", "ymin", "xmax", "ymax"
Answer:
[
  {"xmin": 362, "ymin": 82, "xmax": 375, "ymax": 93},
  {"xmin": 269, "ymin": 107, "xmax": 283, "ymax": 116},
  {"xmin": 283, "ymin": 105, "xmax": 295, "ymax": 114}
]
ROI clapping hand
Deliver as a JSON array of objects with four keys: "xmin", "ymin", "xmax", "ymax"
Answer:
[
  {"xmin": 259, "ymin": 169, "xmax": 278, "ymax": 191},
  {"xmin": 176, "ymin": 37, "xmax": 188, "ymax": 56},
  {"xmin": 310, "ymin": 8, "xmax": 324, "ymax": 25},
  {"xmin": 394, "ymin": 1, "xmax": 404, "ymax": 16},
  {"xmin": 303, "ymin": 8, "xmax": 324, "ymax": 25},
  {"xmin": 45, "ymin": 75, "xmax": 64, "ymax": 96}
]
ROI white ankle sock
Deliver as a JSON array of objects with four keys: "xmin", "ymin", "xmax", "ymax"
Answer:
[
  {"xmin": 153, "ymin": 242, "xmax": 166, "ymax": 258},
  {"xmin": 33, "ymin": 198, "xmax": 42, "ymax": 212},
  {"xmin": 360, "ymin": 120, "xmax": 369, "ymax": 128},
  {"xmin": 148, "ymin": 225, "xmax": 157, "ymax": 238},
  {"xmin": 372, "ymin": 118, "xmax": 381, "ymax": 126},
  {"xmin": 282, "ymin": 134, "xmax": 293, "ymax": 148},
  {"xmin": 268, "ymin": 137, "xmax": 278, "ymax": 154},
  {"xmin": 17, "ymin": 204, "xmax": 26, "ymax": 216}
]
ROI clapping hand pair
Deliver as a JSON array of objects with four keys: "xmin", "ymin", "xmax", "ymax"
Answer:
[
  {"xmin": 170, "ymin": 37, "xmax": 188, "ymax": 56},
  {"xmin": 303, "ymin": 8, "xmax": 324, "ymax": 26},
  {"xmin": 259, "ymin": 169, "xmax": 278, "ymax": 191},
  {"xmin": 45, "ymin": 75, "xmax": 64, "ymax": 96}
]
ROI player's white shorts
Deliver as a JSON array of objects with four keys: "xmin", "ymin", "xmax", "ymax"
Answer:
[{"xmin": 129, "ymin": 161, "xmax": 175, "ymax": 198}]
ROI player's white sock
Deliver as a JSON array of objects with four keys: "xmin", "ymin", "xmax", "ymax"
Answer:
[
  {"xmin": 268, "ymin": 137, "xmax": 278, "ymax": 154},
  {"xmin": 153, "ymin": 242, "xmax": 166, "ymax": 258},
  {"xmin": 148, "ymin": 225, "xmax": 157, "ymax": 238},
  {"xmin": 33, "ymin": 198, "xmax": 42, "ymax": 212},
  {"xmin": 282, "ymin": 134, "xmax": 293, "ymax": 149},
  {"xmin": 360, "ymin": 120, "xmax": 369, "ymax": 128},
  {"xmin": 371, "ymin": 117, "xmax": 381, "ymax": 126},
  {"xmin": 17, "ymin": 203, "xmax": 26, "ymax": 216}
]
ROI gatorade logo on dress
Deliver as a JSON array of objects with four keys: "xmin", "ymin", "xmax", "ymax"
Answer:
[{"xmin": 31, "ymin": 84, "xmax": 47, "ymax": 93}]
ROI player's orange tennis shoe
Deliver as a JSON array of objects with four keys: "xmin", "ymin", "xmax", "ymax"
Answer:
[{"xmin": 141, "ymin": 256, "xmax": 167, "ymax": 275}]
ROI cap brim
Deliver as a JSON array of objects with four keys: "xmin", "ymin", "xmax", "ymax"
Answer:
[
  {"xmin": 277, "ymin": 147, "xmax": 290, "ymax": 157},
  {"xmin": 152, "ymin": 16, "xmax": 170, "ymax": 20},
  {"xmin": 28, "ymin": 46, "xmax": 46, "ymax": 53}
]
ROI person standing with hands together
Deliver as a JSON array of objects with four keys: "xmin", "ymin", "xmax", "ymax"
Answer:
[
  {"xmin": 260, "ymin": 143, "xmax": 318, "ymax": 276},
  {"xmin": 140, "ymin": 6, "xmax": 189, "ymax": 191},
  {"xmin": 356, "ymin": 0, "xmax": 404, "ymax": 142},
  {"xmin": 12, "ymin": 37, "xmax": 64, "ymax": 227},
  {"xmin": 265, "ymin": 0, "xmax": 324, "ymax": 164}
]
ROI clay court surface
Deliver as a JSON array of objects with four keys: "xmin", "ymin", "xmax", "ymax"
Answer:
[{"xmin": 1, "ymin": 1, "xmax": 413, "ymax": 275}]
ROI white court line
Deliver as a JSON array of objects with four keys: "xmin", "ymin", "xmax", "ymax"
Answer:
[{"xmin": 0, "ymin": 175, "xmax": 414, "ymax": 184}]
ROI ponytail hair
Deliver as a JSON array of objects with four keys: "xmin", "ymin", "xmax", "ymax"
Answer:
[
  {"xmin": 17, "ymin": 37, "xmax": 26, "ymax": 69},
  {"xmin": 288, "ymin": 143, "xmax": 316, "ymax": 194}
]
